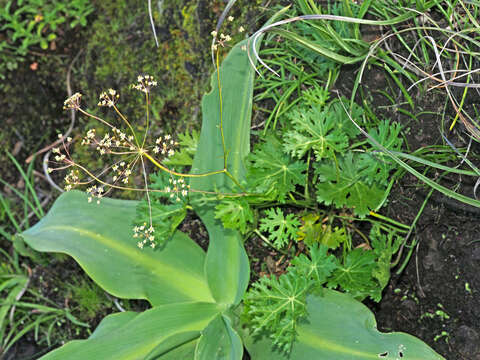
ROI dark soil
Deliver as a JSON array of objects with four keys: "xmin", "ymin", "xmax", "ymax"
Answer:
[{"xmin": 352, "ymin": 61, "xmax": 480, "ymax": 359}]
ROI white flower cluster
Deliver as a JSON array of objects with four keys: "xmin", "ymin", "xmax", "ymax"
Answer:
[
  {"xmin": 165, "ymin": 177, "xmax": 189, "ymax": 201},
  {"xmin": 63, "ymin": 92, "xmax": 82, "ymax": 110},
  {"xmin": 81, "ymin": 127, "xmax": 135, "ymax": 155},
  {"xmin": 98, "ymin": 88, "xmax": 119, "ymax": 107},
  {"xmin": 64, "ymin": 169, "xmax": 80, "ymax": 191},
  {"xmin": 153, "ymin": 134, "xmax": 177, "ymax": 158},
  {"xmin": 111, "ymin": 161, "xmax": 132, "ymax": 185},
  {"xmin": 132, "ymin": 75, "xmax": 157, "ymax": 94},
  {"xmin": 133, "ymin": 223, "xmax": 156, "ymax": 249},
  {"xmin": 86, "ymin": 185, "xmax": 105, "ymax": 204}
]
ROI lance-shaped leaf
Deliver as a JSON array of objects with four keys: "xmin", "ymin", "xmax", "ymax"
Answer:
[
  {"xmin": 21, "ymin": 191, "xmax": 213, "ymax": 306},
  {"xmin": 195, "ymin": 314, "xmax": 243, "ymax": 360},
  {"xmin": 190, "ymin": 40, "xmax": 254, "ymax": 305},
  {"xmin": 40, "ymin": 302, "xmax": 221, "ymax": 360},
  {"xmin": 244, "ymin": 290, "xmax": 445, "ymax": 360}
]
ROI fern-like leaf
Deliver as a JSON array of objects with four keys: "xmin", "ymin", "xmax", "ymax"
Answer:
[
  {"xmin": 259, "ymin": 208, "xmax": 300, "ymax": 249},
  {"xmin": 283, "ymin": 99, "xmax": 361, "ymax": 160},
  {"xmin": 244, "ymin": 272, "xmax": 310, "ymax": 353},
  {"xmin": 290, "ymin": 244, "xmax": 338, "ymax": 286},
  {"xmin": 315, "ymin": 152, "xmax": 384, "ymax": 217},
  {"xmin": 247, "ymin": 135, "xmax": 307, "ymax": 202},
  {"xmin": 215, "ymin": 198, "xmax": 253, "ymax": 234},
  {"xmin": 327, "ymin": 248, "xmax": 380, "ymax": 301}
]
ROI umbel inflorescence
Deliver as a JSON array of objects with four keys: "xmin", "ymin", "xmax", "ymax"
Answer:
[{"xmin": 49, "ymin": 75, "xmax": 189, "ymax": 249}]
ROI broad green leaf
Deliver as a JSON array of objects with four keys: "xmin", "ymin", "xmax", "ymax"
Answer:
[
  {"xmin": 40, "ymin": 302, "xmax": 220, "ymax": 360},
  {"xmin": 203, "ymin": 226, "xmax": 249, "ymax": 306},
  {"xmin": 151, "ymin": 338, "xmax": 197, "ymax": 360},
  {"xmin": 88, "ymin": 311, "xmax": 139, "ymax": 339},
  {"xmin": 195, "ymin": 314, "xmax": 243, "ymax": 360},
  {"xmin": 245, "ymin": 290, "xmax": 445, "ymax": 360},
  {"xmin": 190, "ymin": 40, "xmax": 254, "ymax": 305},
  {"xmin": 22, "ymin": 191, "xmax": 213, "ymax": 306}
]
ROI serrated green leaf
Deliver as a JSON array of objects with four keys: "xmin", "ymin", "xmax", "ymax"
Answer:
[
  {"xmin": 328, "ymin": 248, "xmax": 380, "ymax": 301},
  {"xmin": 215, "ymin": 198, "xmax": 253, "ymax": 234},
  {"xmin": 290, "ymin": 244, "xmax": 337, "ymax": 285},
  {"xmin": 297, "ymin": 214, "xmax": 347, "ymax": 249},
  {"xmin": 135, "ymin": 201, "xmax": 186, "ymax": 246},
  {"xmin": 370, "ymin": 225, "xmax": 403, "ymax": 291},
  {"xmin": 247, "ymin": 136, "xmax": 307, "ymax": 202},
  {"xmin": 283, "ymin": 106, "xmax": 349, "ymax": 160},
  {"xmin": 315, "ymin": 153, "xmax": 384, "ymax": 217},
  {"xmin": 259, "ymin": 208, "xmax": 300, "ymax": 249},
  {"xmin": 243, "ymin": 272, "xmax": 310, "ymax": 353},
  {"xmin": 283, "ymin": 98, "xmax": 361, "ymax": 161},
  {"xmin": 360, "ymin": 120, "xmax": 403, "ymax": 185}
]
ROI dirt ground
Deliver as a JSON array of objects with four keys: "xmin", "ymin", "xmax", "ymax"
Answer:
[{"xmin": 356, "ymin": 65, "xmax": 480, "ymax": 359}]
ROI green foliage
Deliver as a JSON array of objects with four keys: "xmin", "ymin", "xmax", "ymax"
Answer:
[
  {"xmin": 0, "ymin": 0, "xmax": 93, "ymax": 80},
  {"xmin": 296, "ymin": 213, "xmax": 347, "ymax": 249},
  {"xmin": 247, "ymin": 135, "xmax": 307, "ymax": 202},
  {"xmin": 259, "ymin": 208, "xmax": 300, "ymax": 249},
  {"xmin": 245, "ymin": 290, "xmax": 445, "ymax": 360},
  {"xmin": 0, "ymin": 247, "xmax": 89, "ymax": 357},
  {"xmin": 315, "ymin": 152, "xmax": 386, "ymax": 217},
  {"xmin": 244, "ymin": 244, "xmax": 336, "ymax": 352},
  {"xmin": 18, "ymin": 6, "xmax": 443, "ymax": 359},
  {"xmin": 66, "ymin": 278, "xmax": 110, "ymax": 321},
  {"xmin": 215, "ymin": 198, "xmax": 253, "ymax": 234},
  {"xmin": 283, "ymin": 99, "xmax": 360, "ymax": 160},
  {"xmin": 244, "ymin": 240, "xmax": 403, "ymax": 350},
  {"xmin": 163, "ymin": 129, "xmax": 199, "ymax": 167},
  {"xmin": 244, "ymin": 272, "xmax": 310, "ymax": 353},
  {"xmin": 370, "ymin": 225, "xmax": 403, "ymax": 290},
  {"xmin": 328, "ymin": 248, "xmax": 380, "ymax": 301},
  {"xmin": 360, "ymin": 120, "xmax": 404, "ymax": 186},
  {"xmin": 290, "ymin": 244, "xmax": 337, "ymax": 285}
]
